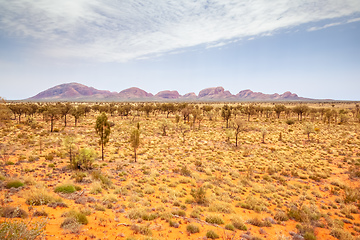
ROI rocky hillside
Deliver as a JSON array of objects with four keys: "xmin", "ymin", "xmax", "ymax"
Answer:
[{"xmin": 26, "ymin": 82, "xmax": 312, "ymax": 101}]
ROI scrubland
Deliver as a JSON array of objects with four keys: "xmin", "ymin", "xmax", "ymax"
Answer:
[{"xmin": 0, "ymin": 102, "xmax": 360, "ymax": 240}]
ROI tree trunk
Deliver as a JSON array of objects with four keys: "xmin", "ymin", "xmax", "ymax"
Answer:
[
  {"xmin": 101, "ymin": 141, "xmax": 104, "ymax": 161},
  {"xmin": 235, "ymin": 133, "xmax": 238, "ymax": 147},
  {"xmin": 51, "ymin": 118, "xmax": 54, "ymax": 132},
  {"xmin": 64, "ymin": 114, "xmax": 67, "ymax": 127},
  {"xmin": 134, "ymin": 149, "xmax": 137, "ymax": 162}
]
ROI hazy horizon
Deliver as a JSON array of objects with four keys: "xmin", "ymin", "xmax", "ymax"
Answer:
[{"xmin": 0, "ymin": 1, "xmax": 359, "ymax": 100}]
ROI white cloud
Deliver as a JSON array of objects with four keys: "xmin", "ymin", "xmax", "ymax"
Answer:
[
  {"xmin": 0, "ymin": 0, "xmax": 359, "ymax": 62},
  {"xmin": 307, "ymin": 22, "xmax": 343, "ymax": 31}
]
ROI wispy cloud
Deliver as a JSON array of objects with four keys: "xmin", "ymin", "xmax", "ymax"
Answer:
[{"xmin": 0, "ymin": 0, "xmax": 359, "ymax": 62}]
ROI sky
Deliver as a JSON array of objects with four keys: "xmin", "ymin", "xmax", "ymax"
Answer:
[{"xmin": 0, "ymin": 0, "xmax": 359, "ymax": 100}]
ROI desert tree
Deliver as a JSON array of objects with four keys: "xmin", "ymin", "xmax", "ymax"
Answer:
[
  {"xmin": 63, "ymin": 136, "xmax": 78, "ymax": 168},
  {"xmin": 142, "ymin": 104, "xmax": 153, "ymax": 117},
  {"xmin": 293, "ymin": 105, "xmax": 309, "ymax": 121},
  {"xmin": 221, "ymin": 104, "xmax": 232, "ymax": 128},
  {"xmin": 130, "ymin": 128, "xmax": 140, "ymax": 162},
  {"xmin": 95, "ymin": 112, "xmax": 111, "ymax": 161},
  {"xmin": 161, "ymin": 103, "xmax": 176, "ymax": 118},
  {"xmin": 263, "ymin": 106, "xmax": 273, "ymax": 118},
  {"xmin": 70, "ymin": 106, "xmax": 85, "ymax": 127},
  {"xmin": 44, "ymin": 105, "xmax": 61, "ymax": 132},
  {"xmin": 242, "ymin": 104, "xmax": 256, "ymax": 121},
  {"xmin": 232, "ymin": 118, "xmax": 244, "ymax": 147},
  {"xmin": 201, "ymin": 105, "xmax": 213, "ymax": 116},
  {"xmin": 58, "ymin": 102, "xmax": 73, "ymax": 127},
  {"xmin": 191, "ymin": 108, "xmax": 201, "ymax": 125},
  {"xmin": 303, "ymin": 123, "xmax": 315, "ymax": 141},
  {"xmin": 274, "ymin": 104, "xmax": 286, "ymax": 119},
  {"xmin": 0, "ymin": 97, "xmax": 12, "ymax": 125},
  {"xmin": 197, "ymin": 114, "xmax": 204, "ymax": 130},
  {"xmin": 8, "ymin": 103, "xmax": 26, "ymax": 123},
  {"xmin": 181, "ymin": 106, "xmax": 192, "ymax": 122}
]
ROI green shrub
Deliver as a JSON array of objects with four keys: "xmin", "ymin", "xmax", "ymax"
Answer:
[
  {"xmin": 54, "ymin": 184, "xmax": 80, "ymax": 194},
  {"xmin": 186, "ymin": 223, "xmax": 200, "ymax": 233},
  {"xmin": 247, "ymin": 217, "xmax": 272, "ymax": 227},
  {"xmin": 190, "ymin": 187, "xmax": 208, "ymax": 205},
  {"xmin": 171, "ymin": 210, "xmax": 186, "ymax": 217},
  {"xmin": 231, "ymin": 216, "xmax": 247, "ymax": 230},
  {"xmin": 62, "ymin": 210, "xmax": 88, "ymax": 225},
  {"xmin": 5, "ymin": 180, "xmax": 24, "ymax": 189},
  {"xmin": 225, "ymin": 224, "xmax": 235, "ymax": 231},
  {"xmin": 205, "ymin": 215, "xmax": 224, "ymax": 225},
  {"xmin": 209, "ymin": 201, "xmax": 234, "ymax": 213},
  {"xmin": 206, "ymin": 230, "xmax": 219, "ymax": 239},
  {"xmin": 130, "ymin": 224, "xmax": 152, "ymax": 236}
]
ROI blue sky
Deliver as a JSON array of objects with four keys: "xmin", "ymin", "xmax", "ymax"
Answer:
[{"xmin": 0, "ymin": 0, "xmax": 359, "ymax": 100}]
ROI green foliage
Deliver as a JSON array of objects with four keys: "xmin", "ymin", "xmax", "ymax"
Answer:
[
  {"xmin": 95, "ymin": 112, "xmax": 111, "ymax": 161},
  {"xmin": 130, "ymin": 128, "xmax": 140, "ymax": 162},
  {"xmin": 5, "ymin": 180, "xmax": 24, "ymax": 189},
  {"xmin": 130, "ymin": 224, "xmax": 152, "ymax": 236},
  {"xmin": 186, "ymin": 223, "xmax": 200, "ymax": 233},
  {"xmin": 71, "ymin": 148, "xmax": 96, "ymax": 170},
  {"xmin": 225, "ymin": 224, "xmax": 235, "ymax": 231},
  {"xmin": 206, "ymin": 230, "xmax": 219, "ymax": 239},
  {"xmin": 231, "ymin": 216, "xmax": 247, "ymax": 230},
  {"xmin": 0, "ymin": 218, "xmax": 46, "ymax": 240},
  {"xmin": 54, "ymin": 184, "xmax": 81, "ymax": 194},
  {"xmin": 190, "ymin": 187, "xmax": 208, "ymax": 205},
  {"xmin": 205, "ymin": 214, "xmax": 224, "ymax": 225}
]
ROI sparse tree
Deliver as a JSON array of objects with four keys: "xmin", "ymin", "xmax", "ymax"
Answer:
[
  {"xmin": 95, "ymin": 113, "xmax": 111, "ymax": 161},
  {"xmin": 293, "ymin": 105, "xmax": 309, "ymax": 121},
  {"xmin": 242, "ymin": 104, "xmax": 256, "ymax": 121},
  {"xmin": 130, "ymin": 129, "xmax": 140, "ymax": 162},
  {"xmin": 232, "ymin": 119, "xmax": 243, "ymax": 147},
  {"xmin": 58, "ymin": 102, "xmax": 73, "ymax": 127},
  {"xmin": 274, "ymin": 104, "xmax": 286, "ymax": 119},
  {"xmin": 0, "ymin": 97, "xmax": 12, "ymax": 125},
  {"xmin": 304, "ymin": 123, "xmax": 315, "ymax": 141},
  {"xmin": 44, "ymin": 105, "xmax": 60, "ymax": 132},
  {"xmin": 221, "ymin": 105, "xmax": 232, "ymax": 128},
  {"xmin": 70, "ymin": 106, "xmax": 85, "ymax": 127}
]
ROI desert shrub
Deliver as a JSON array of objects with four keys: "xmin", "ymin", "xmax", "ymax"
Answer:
[
  {"xmin": 0, "ymin": 206, "xmax": 28, "ymax": 218},
  {"xmin": 130, "ymin": 224, "xmax": 152, "ymax": 236},
  {"xmin": 287, "ymin": 204, "xmax": 321, "ymax": 223},
  {"xmin": 60, "ymin": 218, "xmax": 81, "ymax": 233},
  {"xmin": 54, "ymin": 184, "xmax": 81, "ymax": 194},
  {"xmin": 91, "ymin": 170, "xmax": 112, "ymax": 188},
  {"xmin": 205, "ymin": 214, "xmax": 224, "ymax": 225},
  {"xmin": 180, "ymin": 165, "xmax": 191, "ymax": 176},
  {"xmin": 32, "ymin": 209, "xmax": 48, "ymax": 217},
  {"xmin": 208, "ymin": 201, "xmax": 234, "ymax": 213},
  {"xmin": 247, "ymin": 217, "xmax": 272, "ymax": 227},
  {"xmin": 5, "ymin": 180, "xmax": 24, "ymax": 189},
  {"xmin": 61, "ymin": 210, "xmax": 88, "ymax": 225},
  {"xmin": 25, "ymin": 188, "xmax": 61, "ymax": 206},
  {"xmin": 72, "ymin": 171, "xmax": 87, "ymax": 183},
  {"xmin": 186, "ymin": 223, "xmax": 200, "ymax": 233},
  {"xmin": 190, "ymin": 209, "xmax": 201, "ymax": 219},
  {"xmin": 239, "ymin": 195, "xmax": 268, "ymax": 212},
  {"xmin": 169, "ymin": 220, "xmax": 179, "ymax": 228},
  {"xmin": 70, "ymin": 148, "xmax": 96, "ymax": 170},
  {"xmin": 171, "ymin": 210, "xmax": 186, "ymax": 217},
  {"xmin": 303, "ymin": 232, "xmax": 317, "ymax": 240},
  {"xmin": 231, "ymin": 215, "xmax": 247, "ymax": 230},
  {"xmin": 190, "ymin": 187, "xmax": 208, "ymax": 205},
  {"xmin": 330, "ymin": 228, "xmax": 353, "ymax": 240},
  {"xmin": 274, "ymin": 211, "xmax": 289, "ymax": 222},
  {"xmin": 225, "ymin": 224, "xmax": 235, "ymax": 231},
  {"xmin": 0, "ymin": 218, "xmax": 46, "ymax": 240},
  {"xmin": 89, "ymin": 181, "xmax": 102, "ymax": 194},
  {"xmin": 343, "ymin": 187, "xmax": 360, "ymax": 204},
  {"xmin": 206, "ymin": 230, "xmax": 219, "ymax": 239}
]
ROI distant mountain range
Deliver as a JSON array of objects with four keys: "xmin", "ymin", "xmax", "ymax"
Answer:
[{"xmin": 27, "ymin": 82, "xmax": 314, "ymax": 101}]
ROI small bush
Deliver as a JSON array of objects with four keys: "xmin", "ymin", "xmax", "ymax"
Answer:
[
  {"xmin": 54, "ymin": 184, "xmax": 79, "ymax": 194},
  {"xmin": 25, "ymin": 188, "xmax": 60, "ymax": 206},
  {"xmin": 247, "ymin": 217, "xmax": 272, "ymax": 227},
  {"xmin": 231, "ymin": 216, "xmax": 247, "ymax": 230},
  {"xmin": 186, "ymin": 223, "xmax": 200, "ymax": 233},
  {"xmin": 190, "ymin": 187, "xmax": 208, "ymax": 205},
  {"xmin": 0, "ymin": 219, "xmax": 46, "ymax": 240},
  {"xmin": 206, "ymin": 230, "xmax": 219, "ymax": 239},
  {"xmin": 61, "ymin": 210, "xmax": 88, "ymax": 225},
  {"xmin": 5, "ymin": 180, "xmax": 24, "ymax": 189},
  {"xmin": 0, "ymin": 206, "xmax": 28, "ymax": 218},
  {"xmin": 130, "ymin": 224, "xmax": 152, "ymax": 236},
  {"xmin": 286, "ymin": 119, "xmax": 295, "ymax": 125},
  {"xmin": 205, "ymin": 214, "xmax": 224, "ymax": 225},
  {"xmin": 225, "ymin": 224, "xmax": 235, "ymax": 231}
]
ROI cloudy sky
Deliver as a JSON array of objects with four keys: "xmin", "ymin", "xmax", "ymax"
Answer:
[{"xmin": 0, "ymin": 0, "xmax": 359, "ymax": 100}]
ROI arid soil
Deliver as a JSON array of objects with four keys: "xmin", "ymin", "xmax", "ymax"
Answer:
[{"xmin": 1, "ymin": 102, "xmax": 360, "ymax": 240}]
